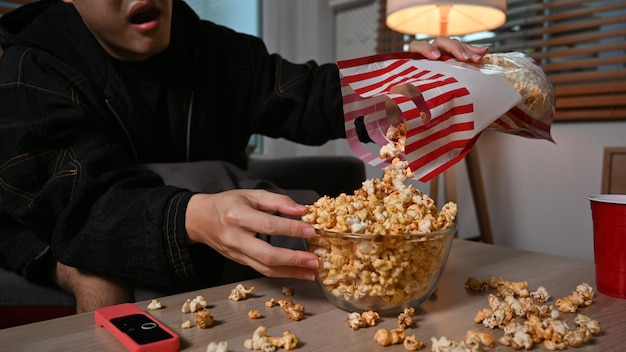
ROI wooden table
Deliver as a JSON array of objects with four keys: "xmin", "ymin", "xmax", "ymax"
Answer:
[{"xmin": 2, "ymin": 240, "xmax": 625, "ymax": 351}]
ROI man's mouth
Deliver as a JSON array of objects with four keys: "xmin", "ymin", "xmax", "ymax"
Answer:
[{"xmin": 130, "ymin": 7, "xmax": 160, "ymax": 25}]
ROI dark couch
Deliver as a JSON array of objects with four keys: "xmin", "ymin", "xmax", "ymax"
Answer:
[{"xmin": 0, "ymin": 156, "xmax": 366, "ymax": 328}]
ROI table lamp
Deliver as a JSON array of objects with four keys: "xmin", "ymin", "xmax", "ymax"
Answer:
[{"xmin": 386, "ymin": 0, "xmax": 506, "ymax": 36}]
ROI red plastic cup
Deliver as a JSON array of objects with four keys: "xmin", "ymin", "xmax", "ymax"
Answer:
[{"xmin": 588, "ymin": 195, "xmax": 626, "ymax": 299}]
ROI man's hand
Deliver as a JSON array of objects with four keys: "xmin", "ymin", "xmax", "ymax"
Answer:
[
  {"xmin": 408, "ymin": 36, "xmax": 488, "ymax": 63},
  {"xmin": 185, "ymin": 190, "xmax": 319, "ymax": 281}
]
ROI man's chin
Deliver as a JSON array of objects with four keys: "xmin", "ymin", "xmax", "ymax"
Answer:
[{"xmin": 108, "ymin": 40, "xmax": 170, "ymax": 62}]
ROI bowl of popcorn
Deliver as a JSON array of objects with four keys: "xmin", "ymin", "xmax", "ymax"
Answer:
[{"xmin": 302, "ymin": 161, "xmax": 457, "ymax": 314}]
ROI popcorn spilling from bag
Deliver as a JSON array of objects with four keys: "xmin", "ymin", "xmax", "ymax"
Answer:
[
  {"xmin": 302, "ymin": 158, "xmax": 456, "ymax": 235},
  {"xmin": 339, "ymin": 51, "xmax": 555, "ymax": 182}
]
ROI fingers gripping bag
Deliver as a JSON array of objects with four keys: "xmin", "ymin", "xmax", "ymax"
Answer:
[{"xmin": 338, "ymin": 52, "xmax": 555, "ymax": 182}]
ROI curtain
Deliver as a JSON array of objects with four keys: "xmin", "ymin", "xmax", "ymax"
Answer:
[{"xmin": 376, "ymin": 0, "xmax": 626, "ymax": 122}]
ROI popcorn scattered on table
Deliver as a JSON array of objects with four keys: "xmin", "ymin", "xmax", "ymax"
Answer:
[
  {"xmin": 397, "ymin": 307, "xmax": 415, "ymax": 330},
  {"xmin": 248, "ymin": 309, "xmax": 261, "ymax": 319},
  {"xmin": 244, "ymin": 326, "xmax": 299, "ymax": 351},
  {"xmin": 194, "ymin": 309, "xmax": 214, "ymax": 329},
  {"xmin": 229, "ymin": 284, "xmax": 255, "ymax": 301},
  {"xmin": 346, "ymin": 310, "xmax": 380, "ymax": 330},
  {"xmin": 147, "ymin": 299, "xmax": 164, "ymax": 310},
  {"xmin": 182, "ymin": 295, "xmax": 208, "ymax": 313},
  {"xmin": 374, "ymin": 327, "xmax": 406, "ymax": 347},
  {"xmin": 278, "ymin": 299, "xmax": 305, "ymax": 321},
  {"xmin": 467, "ymin": 275, "xmax": 601, "ymax": 350},
  {"xmin": 555, "ymin": 283, "xmax": 594, "ymax": 313},
  {"xmin": 265, "ymin": 298, "xmax": 278, "ymax": 308},
  {"xmin": 403, "ymin": 334, "xmax": 423, "ymax": 351},
  {"xmin": 430, "ymin": 331, "xmax": 495, "ymax": 352},
  {"xmin": 207, "ymin": 341, "xmax": 228, "ymax": 352}
]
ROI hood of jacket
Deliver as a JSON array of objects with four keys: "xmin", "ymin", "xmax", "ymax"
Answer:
[
  {"xmin": 0, "ymin": 0, "xmax": 199, "ymax": 82},
  {"xmin": 0, "ymin": 0, "xmax": 203, "ymax": 162},
  {"xmin": 1, "ymin": 1, "xmax": 115, "ymax": 88}
]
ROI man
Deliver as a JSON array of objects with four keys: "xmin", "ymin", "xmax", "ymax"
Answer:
[{"xmin": 0, "ymin": 0, "xmax": 487, "ymax": 312}]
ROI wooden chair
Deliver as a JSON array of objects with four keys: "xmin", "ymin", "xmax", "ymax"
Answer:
[
  {"xmin": 429, "ymin": 148, "xmax": 494, "ymax": 243},
  {"xmin": 602, "ymin": 147, "xmax": 626, "ymax": 194}
]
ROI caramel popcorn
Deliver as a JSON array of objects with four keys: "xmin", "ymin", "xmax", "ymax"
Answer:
[
  {"xmin": 278, "ymin": 299, "xmax": 305, "ymax": 321},
  {"xmin": 374, "ymin": 327, "xmax": 406, "ymax": 347},
  {"xmin": 347, "ymin": 312, "xmax": 365, "ymax": 331},
  {"xmin": 555, "ymin": 283, "xmax": 594, "ymax": 313},
  {"xmin": 244, "ymin": 326, "xmax": 272, "ymax": 351},
  {"xmin": 468, "ymin": 276, "xmax": 601, "ymax": 350},
  {"xmin": 147, "ymin": 299, "xmax": 164, "ymax": 310},
  {"xmin": 264, "ymin": 298, "xmax": 305, "ymax": 321},
  {"xmin": 207, "ymin": 341, "xmax": 229, "ymax": 352},
  {"xmin": 430, "ymin": 336, "xmax": 457, "ymax": 352},
  {"xmin": 481, "ymin": 53, "xmax": 554, "ymax": 120},
  {"xmin": 464, "ymin": 330, "xmax": 496, "ymax": 348},
  {"xmin": 303, "ymin": 160, "xmax": 456, "ymax": 235},
  {"xmin": 379, "ymin": 123, "xmax": 407, "ymax": 160},
  {"xmin": 194, "ymin": 309, "xmax": 214, "ymax": 329},
  {"xmin": 499, "ymin": 321, "xmax": 534, "ymax": 350},
  {"xmin": 403, "ymin": 334, "xmax": 423, "ymax": 351},
  {"xmin": 282, "ymin": 286, "xmax": 295, "ymax": 296},
  {"xmin": 397, "ymin": 307, "xmax": 415, "ymax": 329},
  {"xmin": 304, "ymin": 161, "xmax": 457, "ymax": 309},
  {"xmin": 464, "ymin": 276, "xmax": 487, "ymax": 291},
  {"xmin": 362, "ymin": 310, "xmax": 381, "ymax": 327},
  {"xmin": 279, "ymin": 331, "xmax": 299, "ymax": 350},
  {"xmin": 248, "ymin": 309, "xmax": 262, "ymax": 319},
  {"xmin": 430, "ymin": 332, "xmax": 493, "ymax": 352},
  {"xmin": 346, "ymin": 310, "xmax": 380, "ymax": 330},
  {"xmin": 494, "ymin": 278, "xmax": 530, "ymax": 298},
  {"xmin": 530, "ymin": 286, "xmax": 550, "ymax": 304},
  {"xmin": 182, "ymin": 295, "xmax": 208, "ymax": 313},
  {"xmin": 229, "ymin": 284, "xmax": 255, "ymax": 301},
  {"xmin": 244, "ymin": 326, "xmax": 299, "ymax": 351}
]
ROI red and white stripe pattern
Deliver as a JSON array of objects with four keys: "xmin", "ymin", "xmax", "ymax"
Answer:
[{"xmin": 338, "ymin": 52, "xmax": 541, "ymax": 182}]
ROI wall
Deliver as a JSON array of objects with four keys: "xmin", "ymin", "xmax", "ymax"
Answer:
[
  {"xmin": 185, "ymin": 0, "xmax": 260, "ymax": 36},
  {"xmin": 262, "ymin": 1, "xmax": 626, "ymax": 261}
]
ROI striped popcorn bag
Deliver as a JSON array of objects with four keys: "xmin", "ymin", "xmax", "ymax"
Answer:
[{"xmin": 338, "ymin": 52, "xmax": 554, "ymax": 182}]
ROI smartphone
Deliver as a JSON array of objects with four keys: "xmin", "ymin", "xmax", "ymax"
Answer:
[{"xmin": 94, "ymin": 303, "xmax": 179, "ymax": 352}]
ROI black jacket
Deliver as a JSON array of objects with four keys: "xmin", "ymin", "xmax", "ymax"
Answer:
[{"xmin": 0, "ymin": 0, "xmax": 344, "ymax": 287}]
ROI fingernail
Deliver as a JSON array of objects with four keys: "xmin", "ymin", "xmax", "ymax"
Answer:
[
  {"xmin": 294, "ymin": 204, "xmax": 308, "ymax": 211},
  {"xmin": 303, "ymin": 272, "xmax": 316, "ymax": 281},
  {"xmin": 306, "ymin": 259, "xmax": 319, "ymax": 269},
  {"xmin": 471, "ymin": 54, "xmax": 482, "ymax": 62},
  {"xmin": 461, "ymin": 51, "xmax": 470, "ymax": 60},
  {"xmin": 302, "ymin": 227, "xmax": 315, "ymax": 237},
  {"xmin": 430, "ymin": 50, "xmax": 441, "ymax": 59}
]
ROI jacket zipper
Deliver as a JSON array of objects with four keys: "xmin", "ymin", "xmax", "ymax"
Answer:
[
  {"xmin": 185, "ymin": 91, "xmax": 195, "ymax": 162},
  {"xmin": 105, "ymin": 99, "xmax": 139, "ymax": 161}
]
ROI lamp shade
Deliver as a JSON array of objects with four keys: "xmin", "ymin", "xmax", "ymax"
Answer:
[{"xmin": 386, "ymin": 0, "xmax": 507, "ymax": 36}]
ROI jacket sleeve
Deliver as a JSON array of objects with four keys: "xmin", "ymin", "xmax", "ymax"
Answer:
[
  {"xmin": 258, "ymin": 55, "xmax": 347, "ymax": 145},
  {"xmin": 198, "ymin": 21, "xmax": 347, "ymax": 146},
  {"xmin": 0, "ymin": 49, "xmax": 200, "ymax": 288},
  {"xmin": 251, "ymin": 44, "xmax": 347, "ymax": 145}
]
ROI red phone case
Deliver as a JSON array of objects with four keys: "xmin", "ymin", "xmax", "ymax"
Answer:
[{"xmin": 94, "ymin": 303, "xmax": 179, "ymax": 352}]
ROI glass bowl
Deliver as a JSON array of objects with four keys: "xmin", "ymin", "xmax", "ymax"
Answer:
[{"xmin": 307, "ymin": 223, "xmax": 457, "ymax": 315}]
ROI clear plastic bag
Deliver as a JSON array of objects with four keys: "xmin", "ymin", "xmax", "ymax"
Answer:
[{"xmin": 480, "ymin": 52, "xmax": 555, "ymax": 140}]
